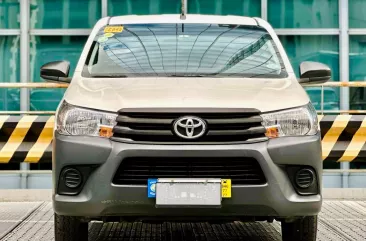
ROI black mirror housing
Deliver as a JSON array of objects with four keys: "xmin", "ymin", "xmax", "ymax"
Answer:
[
  {"xmin": 298, "ymin": 61, "xmax": 331, "ymax": 85},
  {"xmin": 40, "ymin": 61, "xmax": 71, "ymax": 83}
]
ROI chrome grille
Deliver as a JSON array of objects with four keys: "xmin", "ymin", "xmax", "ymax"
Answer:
[{"xmin": 111, "ymin": 108, "xmax": 268, "ymax": 144}]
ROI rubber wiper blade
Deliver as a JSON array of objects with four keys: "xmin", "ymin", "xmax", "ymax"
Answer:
[
  {"xmin": 90, "ymin": 75, "xmax": 127, "ymax": 78},
  {"xmin": 170, "ymin": 75, "xmax": 205, "ymax": 77}
]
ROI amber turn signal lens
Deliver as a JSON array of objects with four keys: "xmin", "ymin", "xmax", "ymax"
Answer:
[
  {"xmin": 99, "ymin": 126, "xmax": 113, "ymax": 138},
  {"xmin": 265, "ymin": 126, "xmax": 279, "ymax": 138}
]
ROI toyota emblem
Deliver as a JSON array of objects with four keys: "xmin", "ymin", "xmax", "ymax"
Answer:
[{"xmin": 173, "ymin": 116, "xmax": 206, "ymax": 139}]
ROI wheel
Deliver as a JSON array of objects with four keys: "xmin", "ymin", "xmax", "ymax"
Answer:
[
  {"xmin": 54, "ymin": 213, "xmax": 88, "ymax": 241},
  {"xmin": 281, "ymin": 216, "xmax": 317, "ymax": 241}
]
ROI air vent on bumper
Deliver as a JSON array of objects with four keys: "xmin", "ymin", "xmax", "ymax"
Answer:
[
  {"xmin": 286, "ymin": 166, "xmax": 319, "ymax": 196},
  {"xmin": 295, "ymin": 169, "xmax": 315, "ymax": 189},
  {"xmin": 112, "ymin": 157, "xmax": 267, "ymax": 185},
  {"xmin": 63, "ymin": 168, "xmax": 82, "ymax": 188},
  {"xmin": 57, "ymin": 166, "xmax": 97, "ymax": 196}
]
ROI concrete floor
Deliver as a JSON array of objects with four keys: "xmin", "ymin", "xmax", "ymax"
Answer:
[{"xmin": 0, "ymin": 201, "xmax": 365, "ymax": 240}]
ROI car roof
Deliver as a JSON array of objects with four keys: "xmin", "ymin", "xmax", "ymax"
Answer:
[{"xmin": 108, "ymin": 14, "xmax": 258, "ymax": 26}]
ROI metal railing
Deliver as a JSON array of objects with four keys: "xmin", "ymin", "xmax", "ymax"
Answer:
[
  {"xmin": 0, "ymin": 83, "xmax": 68, "ymax": 115},
  {"xmin": 0, "ymin": 111, "xmax": 57, "ymax": 115},
  {"xmin": 303, "ymin": 81, "xmax": 366, "ymax": 114},
  {"xmin": 1, "ymin": 81, "xmax": 366, "ymax": 114},
  {"xmin": 0, "ymin": 83, "xmax": 69, "ymax": 88},
  {"xmin": 323, "ymin": 169, "xmax": 366, "ymax": 173},
  {"xmin": 0, "ymin": 170, "xmax": 52, "ymax": 174}
]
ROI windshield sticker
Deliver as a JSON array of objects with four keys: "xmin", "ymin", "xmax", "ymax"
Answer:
[
  {"xmin": 104, "ymin": 33, "xmax": 114, "ymax": 38},
  {"xmin": 104, "ymin": 26, "xmax": 124, "ymax": 33},
  {"xmin": 97, "ymin": 36, "xmax": 109, "ymax": 43}
]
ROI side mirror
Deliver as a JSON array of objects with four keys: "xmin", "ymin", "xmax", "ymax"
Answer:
[
  {"xmin": 298, "ymin": 61, "xmax": 331, "ymax": 85},
  {"xmin": 40, "ymin": 61, "xmax": 71, "ymax": 83}
]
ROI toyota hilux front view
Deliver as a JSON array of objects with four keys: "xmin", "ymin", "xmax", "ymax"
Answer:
[{"xmin": 41, "ymin": 15, "xmax": 330, "ymax": 241}]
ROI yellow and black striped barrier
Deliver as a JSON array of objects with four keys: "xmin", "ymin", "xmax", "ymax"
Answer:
[
  {"xmin": 0, "ymin": 116, "xmax": 54, "ymax": 163},
  {"xmin": 319, "ymin": 115, "xmax": 366, "ymax": 162},
  {"xmin": 0, "ymin": 115, "xmax": 365, "ymax": 163}
]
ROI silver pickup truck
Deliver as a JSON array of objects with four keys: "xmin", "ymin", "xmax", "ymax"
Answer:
[{"xmin": 40, "ymin": 14, "xmax": 329, "ymax": 241}]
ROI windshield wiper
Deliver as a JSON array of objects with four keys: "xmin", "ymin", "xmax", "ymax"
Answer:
[
  {"xmin": 170, "ymin": 75, "xmax": 206, "ymax": 77},
  {"xmin": 90, "ymin": 75, "xmax": 128, "ymax": 78}
]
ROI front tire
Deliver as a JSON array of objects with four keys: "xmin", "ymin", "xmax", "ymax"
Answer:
[
  {"xmin": 281, "ymin": 216, "xmax": 317, "ymax": 241},
  {"xmin": 54, "ymin": 213, "xmax": 88, "ymax": 241}
]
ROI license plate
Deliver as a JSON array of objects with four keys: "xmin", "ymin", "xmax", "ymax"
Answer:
[{"xmin": 155, "ymin": 178, "xmax": 221, "ymax": 207}]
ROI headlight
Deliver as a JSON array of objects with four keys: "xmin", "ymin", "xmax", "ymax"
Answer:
[
  {"xmin": 261, "ymin": 103, "xmax": 318, "ymax": 138},
  {"xmin": 56, "ymin": 101, "xmax": 117, "ymax": 137}
]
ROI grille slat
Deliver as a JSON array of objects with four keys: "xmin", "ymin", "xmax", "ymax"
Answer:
[
  {"xmin": 112, "ymin": 108, "xmax": 268, "ymax": 144},
  {"xmin": 113, "ymin": 126, "xmax": 173, "ymax": 136},
  {"xmin": 112, "ymin": 157, "xmax": 266, "ymax": 185},
  {"xmin": 116, "ymin": 116, "xmax": 173, "ymax": 125},
  {"xmin": 205, "ymin": 116, "xmax": 263, "ymax": 124},
  {"xmin": 207, "ymin": 126, "xmax": 266, "ymax": 136}
]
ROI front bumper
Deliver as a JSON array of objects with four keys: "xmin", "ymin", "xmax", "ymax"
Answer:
[{"xmin": 53, "ymin": 133, "xmax": 322, "ymax": 218}]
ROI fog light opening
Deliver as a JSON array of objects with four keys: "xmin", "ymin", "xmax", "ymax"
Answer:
[
  {"xmin": 62, "ymin": 168, "xmax": 82, "ymax": 189},
  {"xmin": 295, "ymin": 168, "xmax": 315, "ymax": 189}
]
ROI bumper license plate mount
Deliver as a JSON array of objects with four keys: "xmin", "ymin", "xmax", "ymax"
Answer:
[{"xmin": 155, "ymin": 178, "xmax": 222, "ymax": 208}]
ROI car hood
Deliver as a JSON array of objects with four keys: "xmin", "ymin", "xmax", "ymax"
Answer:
[{"xmin": 63, "ymin": 75, "xmax": 309, "ymax": 113}]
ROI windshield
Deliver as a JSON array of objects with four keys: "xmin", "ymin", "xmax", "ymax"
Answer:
[{"xmin": 83, "ymin": 23, "xmax": 287, "ymax": 78}]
